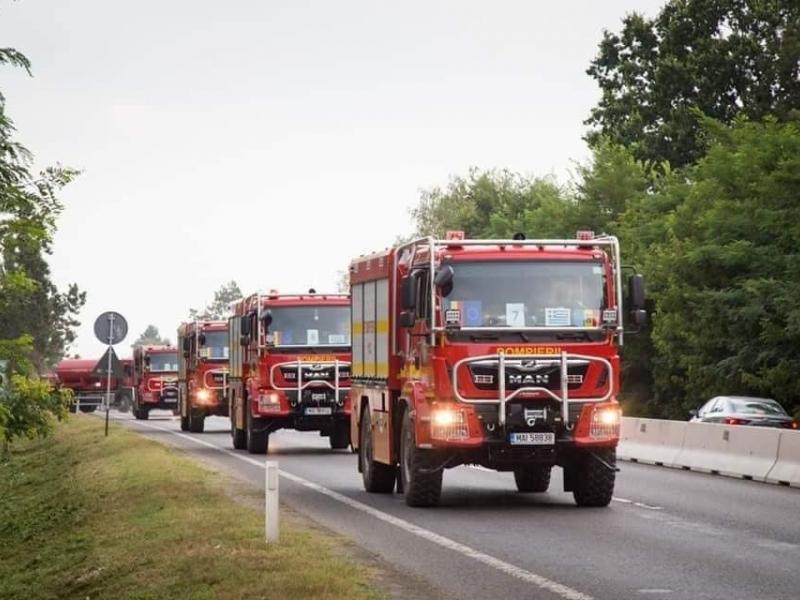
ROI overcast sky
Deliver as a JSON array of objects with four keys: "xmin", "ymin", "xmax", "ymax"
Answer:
[{"xmin": 1, "ymin": 0, "xmax": 664, "ymax": 359}]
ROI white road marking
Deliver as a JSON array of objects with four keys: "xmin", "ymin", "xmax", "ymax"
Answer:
[
  {"xmin": 637, "ymin": 589, "xmax": 672, "ymax": 595},
  {"xmin": 128, "ymin": 418, "xmax": 595, "ymax": 600}
]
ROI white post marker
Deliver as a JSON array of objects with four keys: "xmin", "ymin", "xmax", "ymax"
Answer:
[{"xmin": 265, "ymin": 460, "xmax": 279, "ymax": 543}]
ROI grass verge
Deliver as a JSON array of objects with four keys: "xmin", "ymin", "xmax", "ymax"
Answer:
[{"xmin": 0, "ymin": 416, "xmax": 381, "ymax": 599}]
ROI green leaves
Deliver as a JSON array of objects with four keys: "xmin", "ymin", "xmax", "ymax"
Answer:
[
  {"xmin": 1, "ymin": 375, "xmax": 71, "ymax": 455},
  {"xmin": 188, "ymin": 280, "xmax": 243, "ymax": 321}
]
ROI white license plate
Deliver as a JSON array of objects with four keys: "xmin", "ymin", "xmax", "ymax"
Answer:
[
  {"xmin": 163, "ymin": 398, "xmax": 177, "ymax": 403},
  {"xmin": 509, "ymin": 432, "xmax": 555, "ymax": 445},
  {"xmin": 305, "ymin": 406, "xmax": 332, "ymax": 416}
]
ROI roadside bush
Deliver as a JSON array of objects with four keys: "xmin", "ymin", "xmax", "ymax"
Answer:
[{"xmin": 1, "ymin": 375, "xmax": 71, "ymax": 455}]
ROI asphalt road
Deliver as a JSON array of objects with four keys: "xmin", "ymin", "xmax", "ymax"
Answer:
[{"xmin": 109, "ymin": 411, "xmax": 800, "ymax": 600}]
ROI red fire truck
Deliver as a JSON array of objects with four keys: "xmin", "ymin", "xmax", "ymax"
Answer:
[
  {"xmin": 131, "ymin": 345, "xmax": 179, "ymax": 420},
  {"xmin": 56, "ymin": 358, "xmax": 134, "ymax": 413},
  {"xmin": 177, "ymin": 321, "xmax": 229, "ymax": 433},
  {"xmin": 349, "ymin": 231, "xmax": 646, "ymax": 507},
  {"xmin": 227, "ymin": 290, "xmax": 352, "ymax": 454}
]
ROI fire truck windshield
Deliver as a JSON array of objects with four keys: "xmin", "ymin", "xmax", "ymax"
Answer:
[
  {"xmin": 266, "ymin": 306, "xmax": 350, "ymax": 347},
  {"xmin": 149, "ymin": 353, "xmax": 178, "ymax": 372},
  {"xmin": 201, "ymin": 331, "xmax": 228, "ymax": 360},
  {"xmin": 442, "ymin": 261, "xmax": 606, "ymax": 329}
]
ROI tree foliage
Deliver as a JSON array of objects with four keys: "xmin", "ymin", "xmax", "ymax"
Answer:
[
  {"xmin": 133, "ymin": 325, "xmax": 171, "ymax": 348},
  {"xmin": 586, "ymin": 0, "xmax": 800, "ymax": 168},
  {"xmin": 1, "ymin": 374, "xmax": 71, "ymax": 455},
  {"xmin": 189, "ymin": 280, "xmax": 242, "ymax": 321}
]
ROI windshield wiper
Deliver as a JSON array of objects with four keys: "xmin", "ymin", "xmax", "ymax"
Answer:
[
  {"xmin": 555, "ymin": 331, "xmax": 592, "ymax": 341},
  {"xmin": 468, "ymin": 333, "xmax": 501, "ymax": 342}
]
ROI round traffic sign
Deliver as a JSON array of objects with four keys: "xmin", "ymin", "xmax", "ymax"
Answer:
[{"xmin": 94, "ymin": 311, "xmax": 128, "ymax": 345}]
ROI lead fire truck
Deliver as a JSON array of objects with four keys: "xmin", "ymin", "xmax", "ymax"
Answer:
[
  {"xmin": 177, "ymin": 321, "xmax": 229, "ymax": 433},
  {"xmin": 227, "ymin": 290, "xmax": 352, "ymax": 454},
  {"xmin": 131, "ymin": 345, "xmax": 179, "ymax": 420},
  {"xmin": 56, "ymin": 357, "xmax": 134, "ymax": 413},
  {"xmin": 349, "ymin": 231, "xmax": 646, "ymax": 507}
]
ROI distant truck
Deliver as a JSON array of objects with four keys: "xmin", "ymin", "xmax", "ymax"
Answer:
[
  {"xmin": 177, "ymin": 321, "xmax": 230, "ymax": 433},
  {"xmin": 131, "ymin": 345, "xmax": 179, "ymax": 420},
  {"xmin": 349, "ymin": 231, "xmax": 647, "ymax": 507},
  {"xmin": 227, "ymin": 290, "xmax": 352, "ymax": 454},
  {"xmin": 55, "ymin": 357, "xmax": 134, "ymax": 413}
]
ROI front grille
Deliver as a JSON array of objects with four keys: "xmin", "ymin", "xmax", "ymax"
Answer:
[
  {"xmin": 469, "ymin": 359, "xmax": 588, "ymax": 392},
  {"xmin": 280, "ymin": 365, "xmax": 350, "ymax": 385}
]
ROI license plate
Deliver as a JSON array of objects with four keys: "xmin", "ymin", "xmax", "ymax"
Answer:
[
  {"xmin": 311, "ymin": 392, "xmax": 328, "ymax": 401},
  {"xmin": 163, "ymin": 398, "xmax": 177, "ymax": 404},
  {"xmin": 305, "ymin": 406, "xmax": 332, "ymax": 416},
  {"xmin": 509, "ymin": 432, "xmax": 555, "ymax": 445}
]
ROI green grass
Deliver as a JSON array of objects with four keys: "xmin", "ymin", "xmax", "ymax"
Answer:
[{"xmin": 0, "ymin": 417, "xmax": 381, "ymax": 599}]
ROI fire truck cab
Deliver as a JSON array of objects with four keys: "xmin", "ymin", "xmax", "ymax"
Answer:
[
  {"xmin": 131, "ymin": 345, "xmax": 179, "ymax": 420},
  {"xmin": 177, "ymin": 321, "xmax": 230, "ymax": 433},
  {"xmin": 227, "ymin": 290, "xmax": 352, "ymax": 454},
  {"xmin": 350, "ymin": 232, "xmax": 646, "ymax": 507}
]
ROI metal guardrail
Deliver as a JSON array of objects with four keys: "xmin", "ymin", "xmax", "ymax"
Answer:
[{"xmin": 451, "ymin": 351, "xmax": 614, "ymax": 427}]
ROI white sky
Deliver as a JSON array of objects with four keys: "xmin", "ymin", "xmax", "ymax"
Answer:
[{"xmin": 0, "ymin": 0, "xmax": 664, "ymax": 359}]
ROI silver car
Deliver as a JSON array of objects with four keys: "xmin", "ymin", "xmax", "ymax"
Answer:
[{"xmin": 690, "ymin": 396, "xmax": 798, "ymax": 429}]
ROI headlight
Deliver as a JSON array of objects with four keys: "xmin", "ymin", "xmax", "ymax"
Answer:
[
  {"xmin": 430, "ymin": 407, "xmax": 469, "ymax": 440},
  {"xmin": 258, "ymin": 392, "xmax": 282, "ymax": 412},
  {"xmin": 196, "ymin": 388, "xmax": 211, "ymax": 402},
  {"xmin": 590, "ymin": 406, "xmax": 621, "ymax": 439}
]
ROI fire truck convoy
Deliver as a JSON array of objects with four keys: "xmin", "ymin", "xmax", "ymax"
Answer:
[
  {"xmin": 227, "ymin": 290, "xmax": 352, "ymax": 454},
  {"xmin": 55, "ymin": 357, "xmax": 133, "ymax": 413},
  {"xmin": 177, "ymin": 321, "xmax": 230, "ymax": 433},
  {"xmin": 349, "ymin": 231, "xmax": 647, "ymax": 507},
  {"xmin": 131, "ymin": 345, "xmax": 180, "ymax": 420}
]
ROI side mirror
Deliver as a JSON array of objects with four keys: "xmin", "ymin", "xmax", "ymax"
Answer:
[
  {"xmin": 182, "ymin": 338, "xmax": 190, "ymax": 352},
  {"xmin": 240, "ymin": 335, "xmax": 250, "ymax": 346},
  {"xmin": 240, "ymin": 315, "xmax": 251, "ymax": 337},
  {"xmin": 198, "ymin": 333, "xmax": 207, "ymax": 346},
  {"xmin": 688, "ymin": 409, "xmax": 698, "ymax": 418},
  {"xmin": 144, "ymin": 357, "xmax": 151, "ymax": 367},
  {"xmin": 401, "ymin": 275, "xmax": 417, "ymax": 310},
  {"xmin": 399, "ymin": 310, "xmax": 415, "ymax": 328},
  {"xmin": 262, "ymin": 312, "xmax": 273, "ymax": 329},
  {"xmin": 629, "ymin": 274, "xmax": 646, "ymax": 311},
  {"xmin": 434, "ymin": 264, "xmax": 454, "ymax": 288},
  {"xmin": 632, "ymin": 309, "xmax": 648, "ymax": 328}
]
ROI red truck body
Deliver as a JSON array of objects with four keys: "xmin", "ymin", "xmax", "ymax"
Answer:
[
  {"xmin": 177, "ymin": 321, "xmax": 230, "ymax": 433},
  {"xmin": 131, "ymin": 345, "xmax": 179, "ymax": 419},
  {"xmin": 227, "ymin": 291, "xmax": 352, "ymax": 454},
  {"xmin": 55, "ymin": 357, "xmax": 133, "ymax": 413},
  {"xmin": 349, "ymin": 232, "xmax": 646, "ymax": 506}
]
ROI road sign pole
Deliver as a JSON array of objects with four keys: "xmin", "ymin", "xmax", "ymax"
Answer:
[{"xmin": 104, "ymin": 313, "xmax": 114, "ymax": 437}]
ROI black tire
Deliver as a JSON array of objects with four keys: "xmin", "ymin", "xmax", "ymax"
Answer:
[
  {"xmin": 359, "ymin": 406, "xmax": 395, "ymax": 493},
  {"xmin": 116, "ymin": 394, "xmax": 131, "ymax": 414},
  {"xmin": 231, "ymin": 414, "xmax": 247, "ymax": 450},
  {"xmin": 188, "ymin": 411, "xmax": 205, "ymax": 433},
  {"xmin": 246, "ymin": 408, "xmax": 268, "ymax": 454},
  {"xmin": 69, "ymin": 403, "xmax": 77, "ymax": 414},
  {"xmin": 134, "ymin": 405, "xmax": 149, "ymax": 421},
  {"xmin": 572, "ymin": 448, "xmax": 616, "ymax": 507},
  {"xmin": 514, "ymin": 465, "xmax": 551, "ymax": 493},
  {"xmin": 400, "ymin": 406, "xmax": 442, "ymax": 507},
  {"xmin": 180, "ymin": 415, "xmax": 189, "ymax": 431},
  {"xmin": 329, "ymin": 421, "xmax": 350, "ymax": 450},
  {"xmin": 78, "ymin": 404, "xmax": 97, "ymax": 414}
]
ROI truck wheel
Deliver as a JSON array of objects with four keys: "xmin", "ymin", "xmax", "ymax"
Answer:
[
  {"xmin": 400, "ymin": 407, "xmax": 442, "ymax": 507},
  {"xmin": 134, "ymin": 406, "xmax": 149, "ymax": 421},
  {"xmin": 79, "ymin": 405, "xmax": 97, "ymax": 414},
  {"xmin": 329, "ymin": 421, "xmax": 350, "ymax": 450},
  {"xmin": 116, "ymin": 394, "xmax": 131, "ymax": 413},
  {"xmin": 514, "ymin": 465, "xmax": 551, "ymax": 493},
  {"xmin": 572, "ymin": 448, "xmax": 616, "ymax": 507},
  {"xmin": 359, "ymin": 406, "xmax": 395, "ymax": 493},
  {"xmin": 246, "ymin": 409, "xmax": 268, "ymax": 454},
  {"xmin": 231, "ymin": 415, "xmax": 247, "ymax": 450},
  {"xmin": 180, "ymin": 415, "xmax": 189, "ymax": 431},
  {"xmin": 188, "ymin": 411, "xmax": 205, "ymax": 433}
]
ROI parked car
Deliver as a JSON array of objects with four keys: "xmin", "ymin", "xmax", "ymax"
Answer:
[{"xmin": 690, "ymin": 396, "xmax": 798, "ymax": 429}]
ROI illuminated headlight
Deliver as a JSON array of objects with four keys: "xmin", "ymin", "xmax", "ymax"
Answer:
[
  {"xmin": 590, "ymin": 406, "xmax": 621, "ymax": 439},
  {"xmin": 196, "ymin": 388, "xmax": 211, "ymax": 403},
  {"xmin": 430, "ymin": 408, "xmax": 469, "ymax": 440},
  {"xmin": 258, "ymin": 392, "xmax": 282, "ymax": 412},
  {"xmin": 94, "ymin": 381, "xmax": 102, "ymax": 388}
]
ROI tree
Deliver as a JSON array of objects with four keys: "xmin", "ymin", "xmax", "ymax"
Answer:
[
  {"xmin": 189, "ymin": 280, "xmax": 242, "ymax": 320},
  {"xmin": 1, "ymin": 374, "xmax": 71, "ymax": 455},
  {"xmin": 586, "ymin": 1, "xmax": 800, "ymax": 168},
  {"xmin": 0, "ymin": 48, "xmax": 85, "ymax": 370},
  {"xmin": 133, "ymin": 325, "xmax": 171, "ymax": 348},
  {"xmin": 409, "ymin": 168, "xmax": 576, "ymax": 239},
  {"xmin": 621, "ymin": 116, "xmax": 800, "ymax": 418}
]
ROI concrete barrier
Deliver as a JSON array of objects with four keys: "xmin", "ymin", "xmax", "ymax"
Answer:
[
  {"xmin": 618, "ymin": 418, "xmax": 686, "ymax": 467},
  {"xmin": 765, "ymin": 430, "xmax": 800, "ymax": 487},
  {"xmin": 673, "ymin": 422, "xmax": 780, "ymax": 481}
]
